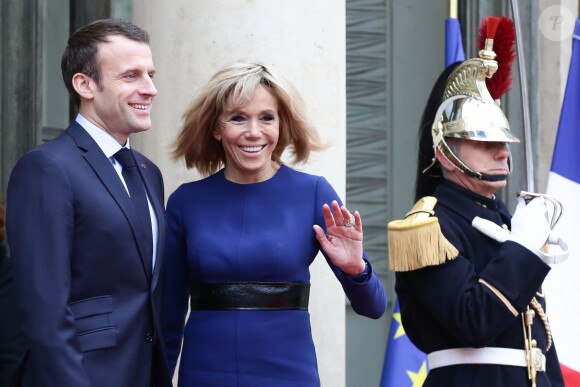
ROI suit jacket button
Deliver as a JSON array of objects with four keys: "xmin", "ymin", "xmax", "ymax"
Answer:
[{"xmin": 145, "ymin": 332, "xmax": 153, "ymax": 342}]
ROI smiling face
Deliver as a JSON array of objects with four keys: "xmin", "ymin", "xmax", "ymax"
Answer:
[
  {"xmin": 75, "ymin": 35, "xmax": 157, "ymax": 144},
  {"xmin": 437, "ymin": 139, "xmax": 510, "ymax": 198},
  {"xmin": 214, "ymin": 85, "xmax": 280, "ymax": 184}
]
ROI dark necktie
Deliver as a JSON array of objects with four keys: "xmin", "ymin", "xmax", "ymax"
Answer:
[{"xmin": 114, "ymin": 148, "xmax": 153, "ymax": 274}]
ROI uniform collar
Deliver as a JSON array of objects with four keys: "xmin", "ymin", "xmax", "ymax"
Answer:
[{"xmin": 435, "ymin": 180, "xmax": 511, "ymax": 226}]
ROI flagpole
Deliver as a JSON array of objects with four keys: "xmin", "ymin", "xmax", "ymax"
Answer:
[
  {"xmin": 449, "ymin": 0, "xmax": 458, "ymax": 19},
  {"xmin": 510, "ymin": 0, "xmax": 535, "ymax": 192}
]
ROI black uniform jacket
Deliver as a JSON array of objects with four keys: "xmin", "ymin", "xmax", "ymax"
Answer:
[{"xmin": 395, "ymin": 181, "xmax": 565, "ymax": 387}]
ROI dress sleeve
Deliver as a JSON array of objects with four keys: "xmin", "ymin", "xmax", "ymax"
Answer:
[
  {"xmin": 313, "ymin": 177, "xmax": 387, "ymax": 319},
  {"xmin": 161, "ymin": 188, "xmax": 191, "ymax": 375}
]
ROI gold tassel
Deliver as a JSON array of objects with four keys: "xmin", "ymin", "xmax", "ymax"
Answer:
[{"xmin": 388, "ymin": 197, "xmax": 459, "ymax": 272}]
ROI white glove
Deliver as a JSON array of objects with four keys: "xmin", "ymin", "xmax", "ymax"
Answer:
[
  {"xmin": 472, "ymin": 197, "xmax": 569, "ymax": 264},
  {"xmin": 510, "ymin": 197, "xmax": 551, "ymax": 252}
]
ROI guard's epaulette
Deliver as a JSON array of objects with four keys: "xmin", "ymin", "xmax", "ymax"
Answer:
[{"xmin": 388, "ymin": 196, "xmax": 458, "ymax": 272}]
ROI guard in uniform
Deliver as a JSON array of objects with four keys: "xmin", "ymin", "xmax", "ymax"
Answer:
[{"xmin": 388, "ymin": 17, "xmax": 565, "ymax": 387}]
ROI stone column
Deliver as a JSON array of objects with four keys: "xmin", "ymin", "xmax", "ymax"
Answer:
[
  {"xmin": 132, "ymin": 1, "xmax": 347, "ymax": 385},
  {"xmin": 0, "ymin": 0, "xmax": 41, "ymax": 193}
]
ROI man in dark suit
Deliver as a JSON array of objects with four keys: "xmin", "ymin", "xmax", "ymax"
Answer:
[{"xmin": 6, "ymin": 19, "xmax": 172, "ymax": 387}]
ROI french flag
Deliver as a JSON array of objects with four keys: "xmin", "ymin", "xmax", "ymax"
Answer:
[{"xmin": 544, "ymin": 17, "xmax": 580, "ymax": 387}]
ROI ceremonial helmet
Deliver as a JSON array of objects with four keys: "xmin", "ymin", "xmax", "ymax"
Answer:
[{"xmin": 424, "ymin": 16, "xmax": 519, "ymax": 185}]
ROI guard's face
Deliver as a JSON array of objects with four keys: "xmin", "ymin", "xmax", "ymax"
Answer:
[
  {"xmin": 459, "ymin": 139, "xmax": 510, "ymax": 174},
  {"xmin": 83, "ymin": 35, "xmax": 157, "ymax": 144},
  {"xmin": 442, "ymin": 139, "xmax": 510, "ymax": 198},
  {"xmin": 215, "ymin": 85, "xmax": 280, "ymax": 184}
]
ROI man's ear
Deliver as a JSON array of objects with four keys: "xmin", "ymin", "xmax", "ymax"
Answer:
[
  {"xmin": 435, "ymin": 149, "xmax": 455, "ymax": 173},
  {"xmin": 72, "ymin": 73, "xmax": 95, "ymax": 101}
]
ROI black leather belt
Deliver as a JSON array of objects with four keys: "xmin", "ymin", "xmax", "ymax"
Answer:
[{"xmin": 190, "ymin": 282, "xmax": 310, "ymax": 310}]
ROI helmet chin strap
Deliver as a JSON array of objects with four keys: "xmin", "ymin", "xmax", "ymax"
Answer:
[
  {"xmin": 477, "ymin": 172, "xmax": 509, "ymax": 182},
  {"xmin": 467, "ymin": 143, "xmax": 512, "ymax": 182},
  {"xmin": 451, "ymin": 153, "xmax": 510, "ymax": 182}
]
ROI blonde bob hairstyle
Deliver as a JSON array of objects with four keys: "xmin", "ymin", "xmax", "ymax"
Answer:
[{"xmin": 173, "ymin": 62, "xmax": 325, "ymax": 176}]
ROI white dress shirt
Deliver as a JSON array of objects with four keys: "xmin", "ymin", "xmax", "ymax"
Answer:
[{"xmin": 76, "ymin": 114, "xmax": 158, "ymax": 269}]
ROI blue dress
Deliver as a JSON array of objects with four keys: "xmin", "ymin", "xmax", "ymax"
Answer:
[{"xmin": 162, "ymin": 165, "xmax": 386, "ymax": 386}]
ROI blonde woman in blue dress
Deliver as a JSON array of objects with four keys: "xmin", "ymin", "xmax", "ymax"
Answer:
[{"xmin": 162, "ymin": 62, "xmax": 387, "ymax": 386}]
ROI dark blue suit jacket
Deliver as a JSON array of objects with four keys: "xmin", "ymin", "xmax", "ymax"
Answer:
[{"xmin": 6, "ymin": 122, "xmax": 172, "ymax": 387}]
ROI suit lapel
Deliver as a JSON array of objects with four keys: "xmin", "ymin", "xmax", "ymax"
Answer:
[{"xmin": 66, "ymin": 123, "xmax": 152, "ymax": 281}]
